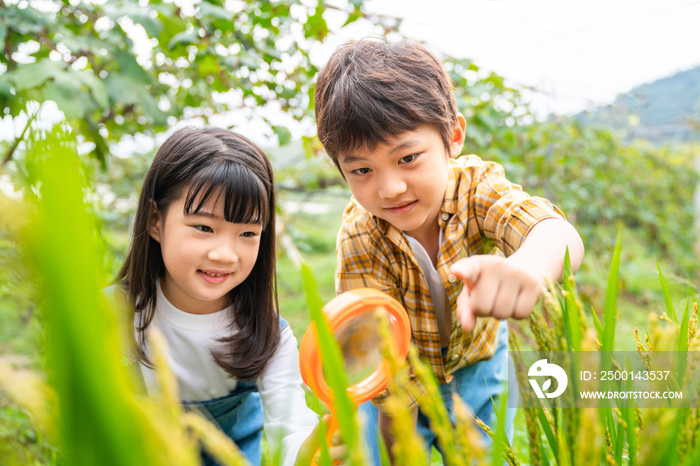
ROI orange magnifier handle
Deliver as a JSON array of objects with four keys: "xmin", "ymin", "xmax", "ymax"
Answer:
[{"xmin": 299, "ymin": 288, "xmax": 411, "ymax": 464}]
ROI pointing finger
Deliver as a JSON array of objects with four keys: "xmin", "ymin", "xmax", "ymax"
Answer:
[
  {"xmin": 456, "ymin": 288, "xmax": 476, "ymax": 332},
  {"xmin": 450, "ymin": 257, "xmax": 482, "ymax": 286}
]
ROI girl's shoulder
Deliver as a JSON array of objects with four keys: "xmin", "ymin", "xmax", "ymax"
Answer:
[{"xmin": 278, "ymin": 315, "xmax": 289, "ymax": 332}]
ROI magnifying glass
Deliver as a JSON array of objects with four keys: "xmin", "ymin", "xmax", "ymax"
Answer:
[{"xmin": 298, "ymin": 288, "xmax": 411, "ymax": 462}]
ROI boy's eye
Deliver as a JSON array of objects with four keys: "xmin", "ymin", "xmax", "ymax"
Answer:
[
  {"xmin": 400, "ymin": 154, "xmax": 419, "ymax": 164},
  {"xmin": 194, "ymin": 225, "xmax": 213, "ymax": 233},
  {"xmin": 351, "ymin": 167, "xmax": 371, "ymax": 175}
]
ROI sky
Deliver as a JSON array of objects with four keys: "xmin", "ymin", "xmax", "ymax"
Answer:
[
  {"xmin": 2, "ymin": 0, "xmax": 700, "ymax": 152},
  {"xmin": 318, "ymin": 0, "xmax": 700, "ymax": 116}
]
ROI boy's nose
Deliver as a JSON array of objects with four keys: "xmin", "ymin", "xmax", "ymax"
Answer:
[{"xmin": 377, "ymin": 176, "xmax": 407, "ymax": 199}]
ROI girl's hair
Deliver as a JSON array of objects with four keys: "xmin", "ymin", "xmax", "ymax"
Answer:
[{"xmin": 117, "ymin": 127, "xmax": 280, "ymax": 381}]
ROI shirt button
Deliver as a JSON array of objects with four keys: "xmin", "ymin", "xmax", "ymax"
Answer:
[
  {"xmin": 441, "ymin": 213, "xmax": 450, "ymax": 221},
  {"xmin": 451, "ymin": 354, "xmax": 459, "ymax": 361},
  {"xmin": 448, "ymin": 274, "xmax": 457, "ymax": 283}
]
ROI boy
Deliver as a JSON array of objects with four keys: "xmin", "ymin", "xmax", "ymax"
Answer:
[{"xmin": 314, "ymin": 37, "xmax": 584, "ymax": 463}]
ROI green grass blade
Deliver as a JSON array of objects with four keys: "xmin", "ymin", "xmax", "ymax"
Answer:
[
  {"xmin": 657, "ymin": 261, "xmax": 678, "ymax": 323},
  {"xmin": 591, "ymin": 305, "xmax": 603, "ymax": 342},
  {"xmin": 23, "ymin": 130, "xmax": 186, "ymax": 465},
  {"xmin": 300, "ymin": 262, "xmax": 362, "ymax": 464},
  {"xmin": 614, "ymin": 416, "xmax": 626, "ymax": 465},
  {"xmin": 624, "ymin": 358, "xmax": 637, "ymax": 466},
  {"xmin": 537, "ymin": 407, "xmax": 559, "ymax": 459},
  {"xmin": 490, "ymin": 386, "xmax": 509, "ymax": 466},
  {"xmin": 602, "ymin": 232, "xmax": 622, "ymax": 353},
  {"xmin": 562, "ymin": 248, "xmax": 582, "ymax": 351},
  {"xmin": 677, "ymin": 288, "xmax": 691, "ymax": 384}
]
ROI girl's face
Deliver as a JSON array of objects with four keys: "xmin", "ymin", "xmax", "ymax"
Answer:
[{"xmin": 149, "ymin": 193, "xmax": 262, "ymax": 314}]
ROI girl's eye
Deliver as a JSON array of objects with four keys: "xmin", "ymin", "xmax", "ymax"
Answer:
[
  {"xmin": 194, "ymin": 225, "xmax": 213, "ymax": 233},
  {"xmin": 401, "ymin": 154, "xmax": 419, "ymax": 164},
  {"xmin": 242, "ymin": 231, "xmax": 259, "ymax": 238},
  {"xmin": 351, "ymin": 167, "xmax": 371, "ymax": 175}
]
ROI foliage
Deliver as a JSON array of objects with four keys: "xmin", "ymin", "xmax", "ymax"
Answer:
[
  {"xmin": 0, "ymin": 0, "xmax": 383, "ymax": 166},
  {"xmin": 447, "ymin": 60, "xmax": 698, "ymax": 275}
]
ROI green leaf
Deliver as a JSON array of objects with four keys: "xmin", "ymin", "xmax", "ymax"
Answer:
[
  {"xmin": 304, "ymin": 3, "xmax": 328, "ymax": 41},
  {"xmin": 157, "ymin": 10, "xmax": 189, "ymax": 52},
  {"xmin": 79, "ymin": 118, "xmax": 109, "ymax": 168},
  {"xmin": 104, "ymin": 73, "xmax": 167, "ymax": 126},
  {"xmin": 0, "ymin": 77, "xmax": 13, "ymax": 99},
  {"xmin": 590, "ymin": 305, "xmax": 603, "ymax": 342},
  {"xmin": 602, "ymin": 231, "xmax": 622, "ymax": 353},
  {"xmin": 44, "ymin": 74, "xmax": 89, "ymax": 120},
  {"xmin": 490, "ymin": 391, "xmax": 509, "ymax": 466},
  {"xmin": 128, "ymin": 12, "xmax": 164, "ymax": 38},
  {"xmin": 23, "ymin": 129, "xmax": 184, "ymax": 465},
  {"xmin": 199, "ymin": 2, "xmax": 234, "ymax": 21},
  {"xmin": 677, "ymin": 289, "xmax": 691, "ymax": 383},
  {"xmin": 197, "ymin": 54, "xmax": 220, "ymax": 75},
  {"xmin": 537, "ymin": 408, "xmax": 559, "ymax": 459},
  {"xmin": 168, "ymin": 30, "xmax": 198, "ymax": 49},
  {"xmin": 342, "ymin": 10, "xmax": 362, "ymax": 27},
  {"xmin": 72, "ymin": 71, "xmax": 109, "ymax": 109},
  {"xmin": 657, "ymin": 262, "xmax": 678, "ymax": 323},
  {"xmin": 300, "ymin": 263, "xmax": 361, "ymax": 458},
  {"xmin": 273, "ymin": 125, "xmax": 292, "ymax": 146},
  {"xmin": 104, "ymin": 73, "xmax": 142, "ymax": 106},
  {"xmin": 6, "ymin": 59, "xmax": 64, "ymax": 92},
  {"xmin": 561, "ymin": 248, "xmax": 581, "ymax": 351},
  {"xmin": 114, "ymin": 50, "xmax": 153, "ymax": 85}
]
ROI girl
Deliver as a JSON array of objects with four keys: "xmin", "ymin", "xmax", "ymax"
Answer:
[{"xmin": 107, "ymin": 127, "xmax": 337, "ymax": 466}]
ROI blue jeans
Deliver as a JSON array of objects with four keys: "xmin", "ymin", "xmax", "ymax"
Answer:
[
  {"xmin": 181, "ymin": 317, "xmax": 290, "ymax": 466},
  {"xmin": 358, "ymin": 320, "xmax": 517, "ymax": 465}
]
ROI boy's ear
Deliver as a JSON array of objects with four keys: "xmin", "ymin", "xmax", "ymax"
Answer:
[
  {"xmin": 449, "ymin": 114, "xmax": 467, "ymax": 158},
  {"xmin": 148, "ymin": 201, "xmax": 163, "ymax": 243}
]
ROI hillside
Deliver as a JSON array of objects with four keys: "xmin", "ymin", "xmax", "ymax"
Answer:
[{"xmin": 576, "ymin": 65, "xmax": 700, "ymax": 142}]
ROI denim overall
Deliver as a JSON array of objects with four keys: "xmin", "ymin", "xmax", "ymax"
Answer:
[{"xmin": 182, "ymin": 316, "xmax": 290, "ymax": 466}]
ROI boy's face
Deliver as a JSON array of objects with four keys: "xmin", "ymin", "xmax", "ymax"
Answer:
[{"xmin": 337, "ymin": 117, "xmax": 466, "ymax": 239}]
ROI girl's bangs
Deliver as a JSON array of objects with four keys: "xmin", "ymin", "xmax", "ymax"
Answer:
[{"xmin": 183, "ymin": 162, "xmax": 270, "ymax": 227}]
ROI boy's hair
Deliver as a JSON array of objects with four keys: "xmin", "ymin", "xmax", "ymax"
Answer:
[
  {"xmin": 315, "ymin": 36, "xmax": 458, "ymax": 169},
  {"xmin": 118, "ymin": 127, "xmax": 280, "ymax": 381}
]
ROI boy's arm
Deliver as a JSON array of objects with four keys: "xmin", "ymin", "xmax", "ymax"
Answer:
[{"xmin": 450, "ymin": 218, "xmax": 584, "ymax": 332}]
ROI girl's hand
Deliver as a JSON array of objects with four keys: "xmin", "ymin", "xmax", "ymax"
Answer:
[
  {"xmin": 295, "ymin": 414, "xmax": 348, "ymax": 466},
  {"xmin": 450, "ymin": 255, "xmax": 545, "ymax": 332}
]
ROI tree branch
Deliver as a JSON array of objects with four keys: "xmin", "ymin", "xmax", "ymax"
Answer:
[{"xmin": 2, "ymin": 105, "xmax": 42, "ymax": 168}]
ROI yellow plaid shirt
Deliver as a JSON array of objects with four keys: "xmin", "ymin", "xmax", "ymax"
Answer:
[{"xmin": 335, "ymin": 155, "xmax": 564, "ymax": 411}]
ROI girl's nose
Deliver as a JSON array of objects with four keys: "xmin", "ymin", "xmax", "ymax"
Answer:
[
  {"xmin": 207, "ymin": 243, "xmax": 238, "ymax": 264},
  {"xmin": 378, "ymin": 175, "xmax": 408, "ymax": 199}
]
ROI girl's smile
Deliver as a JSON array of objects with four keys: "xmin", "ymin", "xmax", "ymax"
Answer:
[
  {"xmin": 198, "ymin": 269, "xmax": 233, "ymax": 284},
  {"xmin": 150, "ymin": 194, "xmax": 262, "ymax": 315}
]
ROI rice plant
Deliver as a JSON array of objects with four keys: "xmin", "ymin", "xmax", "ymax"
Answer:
[{"xmin": 2, "ymin": 128, "xmax": 700, "ymax": 466}]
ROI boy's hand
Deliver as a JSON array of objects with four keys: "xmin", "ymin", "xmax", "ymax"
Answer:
[
  {"xmin": 450, "ymin": 255, "xmax": 545, "ymax": 332},
  {"xmin": 296, "ymin": 414, "xmax": 348, "ymax": 466}
]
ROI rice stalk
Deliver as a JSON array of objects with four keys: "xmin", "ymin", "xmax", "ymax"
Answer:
[
  {"xmin": 452, "ymin": 395, "xmax": 487, "ymax": 465},
  {"xmin": 376, "ymin": 313, "xmax": 427, "ymax": 466},
  {"xmin": 406, "ymin": 346, "xmax": 459, "ymax": 466},
  {"xmin": 473, "ymin": 418, "xmax": 520, "ymax": 466},
  {"xmin": 181, "ymin": 412, "xmax": 250, "ymax": 466}
]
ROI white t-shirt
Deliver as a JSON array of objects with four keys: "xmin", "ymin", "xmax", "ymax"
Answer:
[{"xmin": 139, "ymin": 283, "xmax": 318, "ymax": 466}]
